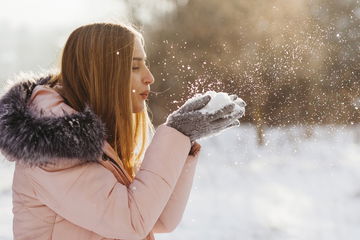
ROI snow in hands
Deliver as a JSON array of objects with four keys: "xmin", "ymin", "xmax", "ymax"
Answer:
[
  {"xmin": 192, "ymin": 91, "xmax": 246, "ymax": 131},
  {"xmin": 166, "ymin": 91, "xmax": 246, "ymax": 141},
  {"xmin": 198, "ymin": 91, "xmax": 246, "ymax": 115}
]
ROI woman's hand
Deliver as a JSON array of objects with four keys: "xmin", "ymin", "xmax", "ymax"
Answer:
[
  {"xmin": 229, "ymin": 94, "xmax": 246, "ymax": 108},
  {"xmin": 165, "ymin": 94, "xmax": 243, "ymax": 141}
]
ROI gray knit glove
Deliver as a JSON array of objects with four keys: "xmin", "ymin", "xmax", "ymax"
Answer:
[
  {"xmin": 165, "ymin": 95, "xmax": 244, "ymax": 141},
  {"xmin": 229, "ymin": 94, "xmax": 247, "ymax": 108}
]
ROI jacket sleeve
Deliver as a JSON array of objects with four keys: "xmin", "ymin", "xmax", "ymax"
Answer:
[
  {"xmin": 153, "ymin": 153, "xmax": 199, "ymax": 233},
  {"xmin": 25, "ymin": 124, "xmax": 191, "ymax": 240}
]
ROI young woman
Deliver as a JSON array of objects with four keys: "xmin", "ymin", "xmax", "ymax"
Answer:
[{"xmin": 0, "ymin": 23, "xmax": 243, "ymax": 240}]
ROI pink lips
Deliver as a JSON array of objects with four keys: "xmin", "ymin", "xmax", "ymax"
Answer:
[{"xmin": 140, "ymin": 90, "xmax": 150, "ymax": 100}]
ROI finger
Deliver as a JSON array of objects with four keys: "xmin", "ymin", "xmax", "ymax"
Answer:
[
  {"xmin": 179, "ymin": 95, "xmax": 211, "ymax": 113},
  {"xmin": 234, "ymin": 97, "xmax": 246, "ymax": 107},
  {"xmin": 230, "ymin": 108, "xmax": 245, "ymax": 119},
  {"xmin": 213, "ymin": 119, "xmax": 240, "ymax": 135},
  {"xmin": 211, "ymin": 108, "xmax": 244, "ymax": 128},
  {"xmin": 216, "ymin": 119, "xmax": 240, "ymax": 130},
  {"xmin": 229, "ymin": 94, "xmax": 238, "ymax": 101},
  {"xmin": 227, "ymin": 119, "xmax": 240, "ymax": 128},
  {"xmin": 211, "ymin": 115, "xmax": 238, "ymax": 129},
  {"xmin": 208, "ymin": 103, "xmax": 235, "ymax": 120},
  {"xmin": 169, "ymin": 111, "xmax": 198, "ymax": 124}
]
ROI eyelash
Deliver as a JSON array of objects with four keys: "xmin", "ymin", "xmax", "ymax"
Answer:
[{"xmin": 132, "ymin": 61, "xmax": 149, "ymax": 71}]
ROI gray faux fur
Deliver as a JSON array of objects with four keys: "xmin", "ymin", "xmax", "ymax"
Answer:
[{"xmin": 0, "ymin": 74, "xmax": 107, "ymax": 167}]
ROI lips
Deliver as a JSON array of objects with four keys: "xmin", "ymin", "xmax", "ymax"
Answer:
[{"xmin": 140, "ymin": 90, "xmax": 150, "ymax": 99}]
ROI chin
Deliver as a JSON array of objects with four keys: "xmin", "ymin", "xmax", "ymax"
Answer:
[{"xmin": 132, "ymin": 105, "xmax": 144, "ymax": 113}]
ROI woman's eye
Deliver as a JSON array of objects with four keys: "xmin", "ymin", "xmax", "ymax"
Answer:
[{"xmin": 132, "ymin": 67, "xmax": 140, "ymax": 70}]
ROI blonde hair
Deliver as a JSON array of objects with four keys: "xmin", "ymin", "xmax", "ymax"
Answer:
[{"xmin": 49, "ymin": 23, "xmax": 153, "ymax": 179}]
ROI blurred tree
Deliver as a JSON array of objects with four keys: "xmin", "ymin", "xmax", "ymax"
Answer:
[{"xmin": 123, "ymin": 0, "xmax": 360, "ymax": 144}]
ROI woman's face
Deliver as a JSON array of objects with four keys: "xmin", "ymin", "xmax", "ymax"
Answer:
[{"xmin": 130, "ymin": 37, "xmax": 155, "ymax": 113}]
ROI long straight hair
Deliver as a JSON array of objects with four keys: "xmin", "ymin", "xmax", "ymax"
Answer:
[{"xmin": 49, "ymin": 23, "xmax": 153, "ymax": 179}]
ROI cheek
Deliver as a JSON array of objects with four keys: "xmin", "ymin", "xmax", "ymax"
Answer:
[
  {"xmin": 131, "ymin": 93, "xmax": 144, "ymax": 113},
  {"xmin": 130, "ymin": 75, "xmax": 144, "ymax": 113},
  {"xmin": 130, "ymin": 76, "xmax": 135, "ymax": 90},
  {"xmin": 130, "ymin": 76, "xmax": 141, "ymax": 91}
]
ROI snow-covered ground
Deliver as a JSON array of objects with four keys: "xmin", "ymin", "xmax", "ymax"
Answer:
[{"xmin": 1, "ymin": 124, "xmax": 360, "ymax": 240}]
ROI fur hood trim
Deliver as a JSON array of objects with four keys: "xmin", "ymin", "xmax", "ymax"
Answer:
[{"xmin": 0, "ymin": 74, "xmax": 107, "ymax": 167}]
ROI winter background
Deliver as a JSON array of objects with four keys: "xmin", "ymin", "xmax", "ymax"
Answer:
[
  {"xmin": 2, "ymin": 0, "xmax": 360, "ymax": 239},
  {"xmin": 2, "ymin": 125, "xmax": 360, "ymax": 240}
]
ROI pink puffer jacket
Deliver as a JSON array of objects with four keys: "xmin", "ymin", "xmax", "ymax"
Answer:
[{"xmin": 0, "ymin": 76, "xmax": 200, "ymax": 240}]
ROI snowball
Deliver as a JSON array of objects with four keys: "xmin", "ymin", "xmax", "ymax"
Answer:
[{"xmin": 196, "ymin": 91, "xmax": 246, "ymax": 115}]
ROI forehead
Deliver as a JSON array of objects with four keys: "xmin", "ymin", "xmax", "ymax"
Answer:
[{"xmin": 133, "ymin": 37, "xmax": 146, "ymax": 58}]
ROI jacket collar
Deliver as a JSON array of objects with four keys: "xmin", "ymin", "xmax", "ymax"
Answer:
[{"xmin": 0, "ymin": 74, "xmax": 107, "ymax": 167}]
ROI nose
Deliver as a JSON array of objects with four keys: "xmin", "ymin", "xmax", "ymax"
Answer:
[{"xmin": 143, "ymin": 68, "xmax": 155, "ymax": 85}]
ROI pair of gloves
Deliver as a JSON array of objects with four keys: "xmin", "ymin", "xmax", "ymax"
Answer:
[{"xmin": 165, "ymin": 94, "xmax": 246, "ymax": 142}]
